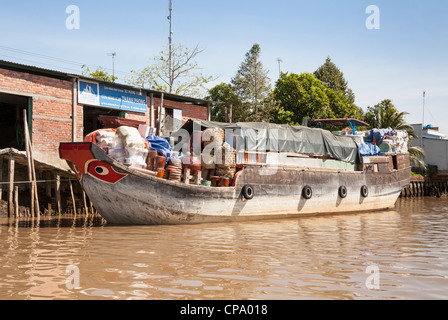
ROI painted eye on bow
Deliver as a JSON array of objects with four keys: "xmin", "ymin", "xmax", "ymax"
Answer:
[
  {"xmin": 94, "ymin": 165, "xmax": 110, "ymax": 176},
  {"xmin": 87, "ymin": 161, "xmax": 127, "ymax": 184}
]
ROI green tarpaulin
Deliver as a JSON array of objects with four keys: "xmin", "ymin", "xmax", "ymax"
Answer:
[{"xmin": 175, "ymin": 119, "xmax": 361, "ymax": 164}]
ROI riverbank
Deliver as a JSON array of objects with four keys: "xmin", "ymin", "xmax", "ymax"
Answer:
[
  {"xmin": 401, "ymin": 176, "xmax": 448, "ymax": 198},
  {"xmin": 0, "ymin": 148, "xmax": 90, "ymax": 218}
]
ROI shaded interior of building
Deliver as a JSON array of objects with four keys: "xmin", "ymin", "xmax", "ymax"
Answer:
[
  {"xmin": 0, "ymin": 92, "xmax": 29, "ymax": 151},
  {"xmin": 83, "ymin": 105, "xmax": 124, "ymax": 138}
]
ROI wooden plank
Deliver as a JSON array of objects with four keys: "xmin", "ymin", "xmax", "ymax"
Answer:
[
  {"xmin": 46, "ymin": 172, "xmax": 52, "ymax": 214},
  {"xmin": 23, "ymin": 110, "xmax": 40, "ymax": 218},
  {"xmin": 8, "ymin": 154, "xmax": 15, "ymax": 218},
  {"xmin": 30, "ymin": 183, "xmax": 35, "ymax": 215},
  {"xmin": 55, "ymin": 173, "xmax": 61, "ymax": 213},
  {"xmin": 69, "ymin": 179, "xmax": 76, "ymax": 215},
  {"xmin": 82, "ymin": 190, "xmax": 88, "ymax": 216},
  {"xmin": 14, "ymin": 186, "xmax": 19, "ymax": 218},
  {"xmin": 23, "ymin": 112, "xmax": 35, "ymax": 215}
]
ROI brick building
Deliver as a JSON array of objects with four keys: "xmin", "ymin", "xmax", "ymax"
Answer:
[{"xmin": 0, "ymin": 60, "xmax": 212, "ymax": 168}]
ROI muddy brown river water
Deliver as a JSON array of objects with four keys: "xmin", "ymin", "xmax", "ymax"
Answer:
[{"xmin": 1, "ymin": 197, "xmax": 447, "ymax": 300}]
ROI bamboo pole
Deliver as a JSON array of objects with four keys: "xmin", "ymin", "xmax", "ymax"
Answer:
[
  {"xmin": 14, "ymin": 186, "xmax": 19, "ymax": 218},
  {"xmin": 55, "ymin": 173, "xmax": 61, "ymax": 213},
  {"xmin": 8, "ymin": 154, "xmax": 14, "ymax": 218},
  {"xmin": 157, "ymin": 93, "xmax": 164, "ymax": 136},
  {"xmin": 69, "ymin": 179, "xmax": 76, "ymax": 215},
  {"xmin": 30, "ymin": 182, "xmax": 35, "ymax": 216},
  {"xmin": 89, "ymin": 200, "xmax": 94, "ymax": 216},
  {"xmin": 46, "ymin": 172, "xmax": 52, "ymax": 214},
  {"xmin": 23, "ymin": 110, "xmax": 40, "ymax": 218},
  {"xmin": 82, "ymin": 190, "xmax": 88, "ymax": 216}
]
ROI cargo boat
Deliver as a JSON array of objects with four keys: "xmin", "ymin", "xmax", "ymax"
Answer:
[{"xmin": 59, "ymin": 119, "xmax": 411, "ymax": 225}]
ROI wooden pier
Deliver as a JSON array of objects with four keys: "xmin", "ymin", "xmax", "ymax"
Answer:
[
  {"xmin": 0, "ymin": 148, "xmax": 94, "ymax": 218},
  {"xmin": 401, "ymin": 177, "xmax": 448, "ymax": 198}
]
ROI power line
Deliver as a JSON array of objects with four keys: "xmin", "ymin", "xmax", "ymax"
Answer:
[
  {"xmin": 0, "ymin": 54, "xmax": 83, "ymax": 74},
  {"xmin": 0, "ymin": 45, "xmax": 130, "ymax": 77},
  {"xmin": 0, "ymin": 45, "xmax": 85, "ymax": 67}
]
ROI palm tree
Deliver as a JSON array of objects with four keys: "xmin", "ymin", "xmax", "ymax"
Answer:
[
  {"xmin": 364, "ymin": 99, "xmax": 426, "ymax": 170},
  {"xmin": 365, "ymin": 101, "xmax": 415, "ymax": 133},
  {"xmin": 408, "ymin": 145, "xmax": 426, "ymax": 170}
]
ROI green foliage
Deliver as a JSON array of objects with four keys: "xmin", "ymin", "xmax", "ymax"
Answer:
[
  {"xmin": 81, "ymin": 65, "xmax": 117, "ymax": 82},
  {"xmin": 409, "ymin": 145, "xmax": 427, "ymax": 170},
  {"xmin": 364, "ymin": 98, "xmax": 426, "ymax": 170},
  {"xmin": 273, "ymin": 72, "xmax": 358, "ymax": 125},
  {"xmin": 245, "ymin": 91, "xmax": 280, "ymax": 123},
  {"xmin": 231, "ymin": 44, "xmax": 271, "ymax": 115},
  {"xmin": 208, "ymin": 44, "xmax": 274, "ymax": 123},
  {"xmin": 364, "ymin": 99, "xmax": 416, "ymax": 136},
  {"xmin": 314, "ymin": 56, "xmax": 355, "ymax": 103},
  {"xmin": 207, "ymin": 83, "xmax": 247, "ymax": 122}
]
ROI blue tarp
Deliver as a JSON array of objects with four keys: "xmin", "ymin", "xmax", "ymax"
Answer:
[
  {"xmin": 145, "ymin": 136, "xmax": 173, "ymax": 167},
  {"xmin": 359, "ymin": 142, "xmax": 380, "ymax": 156},
  {"xmin": 366, "ymin": 128, "xmax": 396, "ymax": 145}
]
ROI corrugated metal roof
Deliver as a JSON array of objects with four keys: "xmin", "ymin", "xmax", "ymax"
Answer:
[{"xmin": 0, "ymin": 59, "xmax": 215, "ymax": 106}]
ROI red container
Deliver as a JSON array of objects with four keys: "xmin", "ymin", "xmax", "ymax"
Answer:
[
  {"xmin": 211, "ymin": 176, "xmax": 220, "ymax": 187},
  {"xmin": 155, "ymin": 156, "xmax": 166, "ymax": 168},
  {"xmin": 221, "ymin": 177, "xmax": 230, "ymax": 187},
  {"xmin": 157, "ymin": 168, "xmax": 165, "ymax": 179}
]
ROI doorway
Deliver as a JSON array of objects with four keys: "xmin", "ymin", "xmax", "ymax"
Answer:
[
  {"xmin": 83, "ymin": 105, "xmax": 123, "ymax": 138},
  {"xmin": 0, "ymin": 92, "xmax": 30, "ymax": 151}
]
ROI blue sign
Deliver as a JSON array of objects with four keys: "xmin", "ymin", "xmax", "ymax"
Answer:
[{"xmin": 78, "ymin": 80, "xmax": 147, "ymax": 113}]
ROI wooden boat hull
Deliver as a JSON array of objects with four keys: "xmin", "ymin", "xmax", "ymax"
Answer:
[{"xmin": 60, "ymin": 142, "xmax": 411, "ymax": 225}]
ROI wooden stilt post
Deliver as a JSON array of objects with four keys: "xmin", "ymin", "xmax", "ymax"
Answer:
[
  {"xmin": 55, "ymin": 173, "xmax": 61, "ymax": 214},
  {"xmin": 46, "ymin": 172, "xmax": 52, "ymax": 215},
  {"xmin": 89, "ymin": 200, "xmax": 94, "ymax": 216},
  {"xmin": 23, "ymin": 110, "xmax": 40, "ymax": 218},
  {"xmin": 30, "ymin": 183, "xmax": 35, "ymax": 217},
  {"xmin": 69, "ymin": 179, "xmax": 76, "ymax": 215},
  {"xmin": 14, "ymin": 186, "xmax": 19, "ymax": 218},
  {"xmin": 8, "ymin": 154, "xmax": 15, "ymax": 218},
  {"xmin": 82, "ymin": 190, "xmax": 88, "ymax": 216}
]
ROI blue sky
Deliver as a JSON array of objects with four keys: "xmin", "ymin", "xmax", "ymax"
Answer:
[{"xmin": 1, "ymin": 1, "xmax": 447, "ymax": 133}]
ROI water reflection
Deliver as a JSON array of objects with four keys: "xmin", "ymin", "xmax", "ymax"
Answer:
[{"xmin": 0, "ymin": 197, "xmax": 448, "ymax": 300}]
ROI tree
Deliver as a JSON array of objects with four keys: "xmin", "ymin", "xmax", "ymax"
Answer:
[
  {"xmin": 273, "ymin": 72, "xmax": 358, "ymax": 125},
  {"xmin": 245, "ymin": 91, "xmax": 280, "ymax": 123},
  {"xmin": 125, "ymin": 43, "xmax": 215, "ymax": 98},
  {"xmin": 364, "ymin": 99, "xmax": 415, "ymax": 134},
  {"xmin": 82, "ymin": 65, "xmax": 117, "ymax": 82},
  {"xmin": 409, "ymin": 145, "xmax": 427, "ymax": 170},
  {"xmin": 207, "ymin": 83, "xmax": 247, "ymax": 123},
  {"xmin": 314, "ymin": 56, "xmax": 355, "ymax": 103},
  {"xmin": 364, "ymin": 99, "xmax": 426, "ymax": 170},
  {"xmin": 231, "ymin": 44, "xmax": 271, "ymax": 116}
]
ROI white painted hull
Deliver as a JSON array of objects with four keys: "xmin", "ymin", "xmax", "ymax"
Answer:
[
  {"xmin": 60, "ymin": 142, "xmax": 410, "ymax": 225},
  {"xmin": 81, "ymin": 166, "xmax": 405, "ymax": 225}
]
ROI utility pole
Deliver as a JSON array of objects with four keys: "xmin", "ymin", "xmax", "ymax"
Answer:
[
  {"xmin": 277, "ymin": 58, "xmax": 282, "ymax": 77},
  {"xmin": 168, "ymin": 0, "xmax": 173, "ymax": 88},
  {"xmin": 108, "ymin": 52, "xmax": 116, "ymax": 81},
  {"xmin": 421, "ymin": 90, "xmax": 426, "ymax": 147}
]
